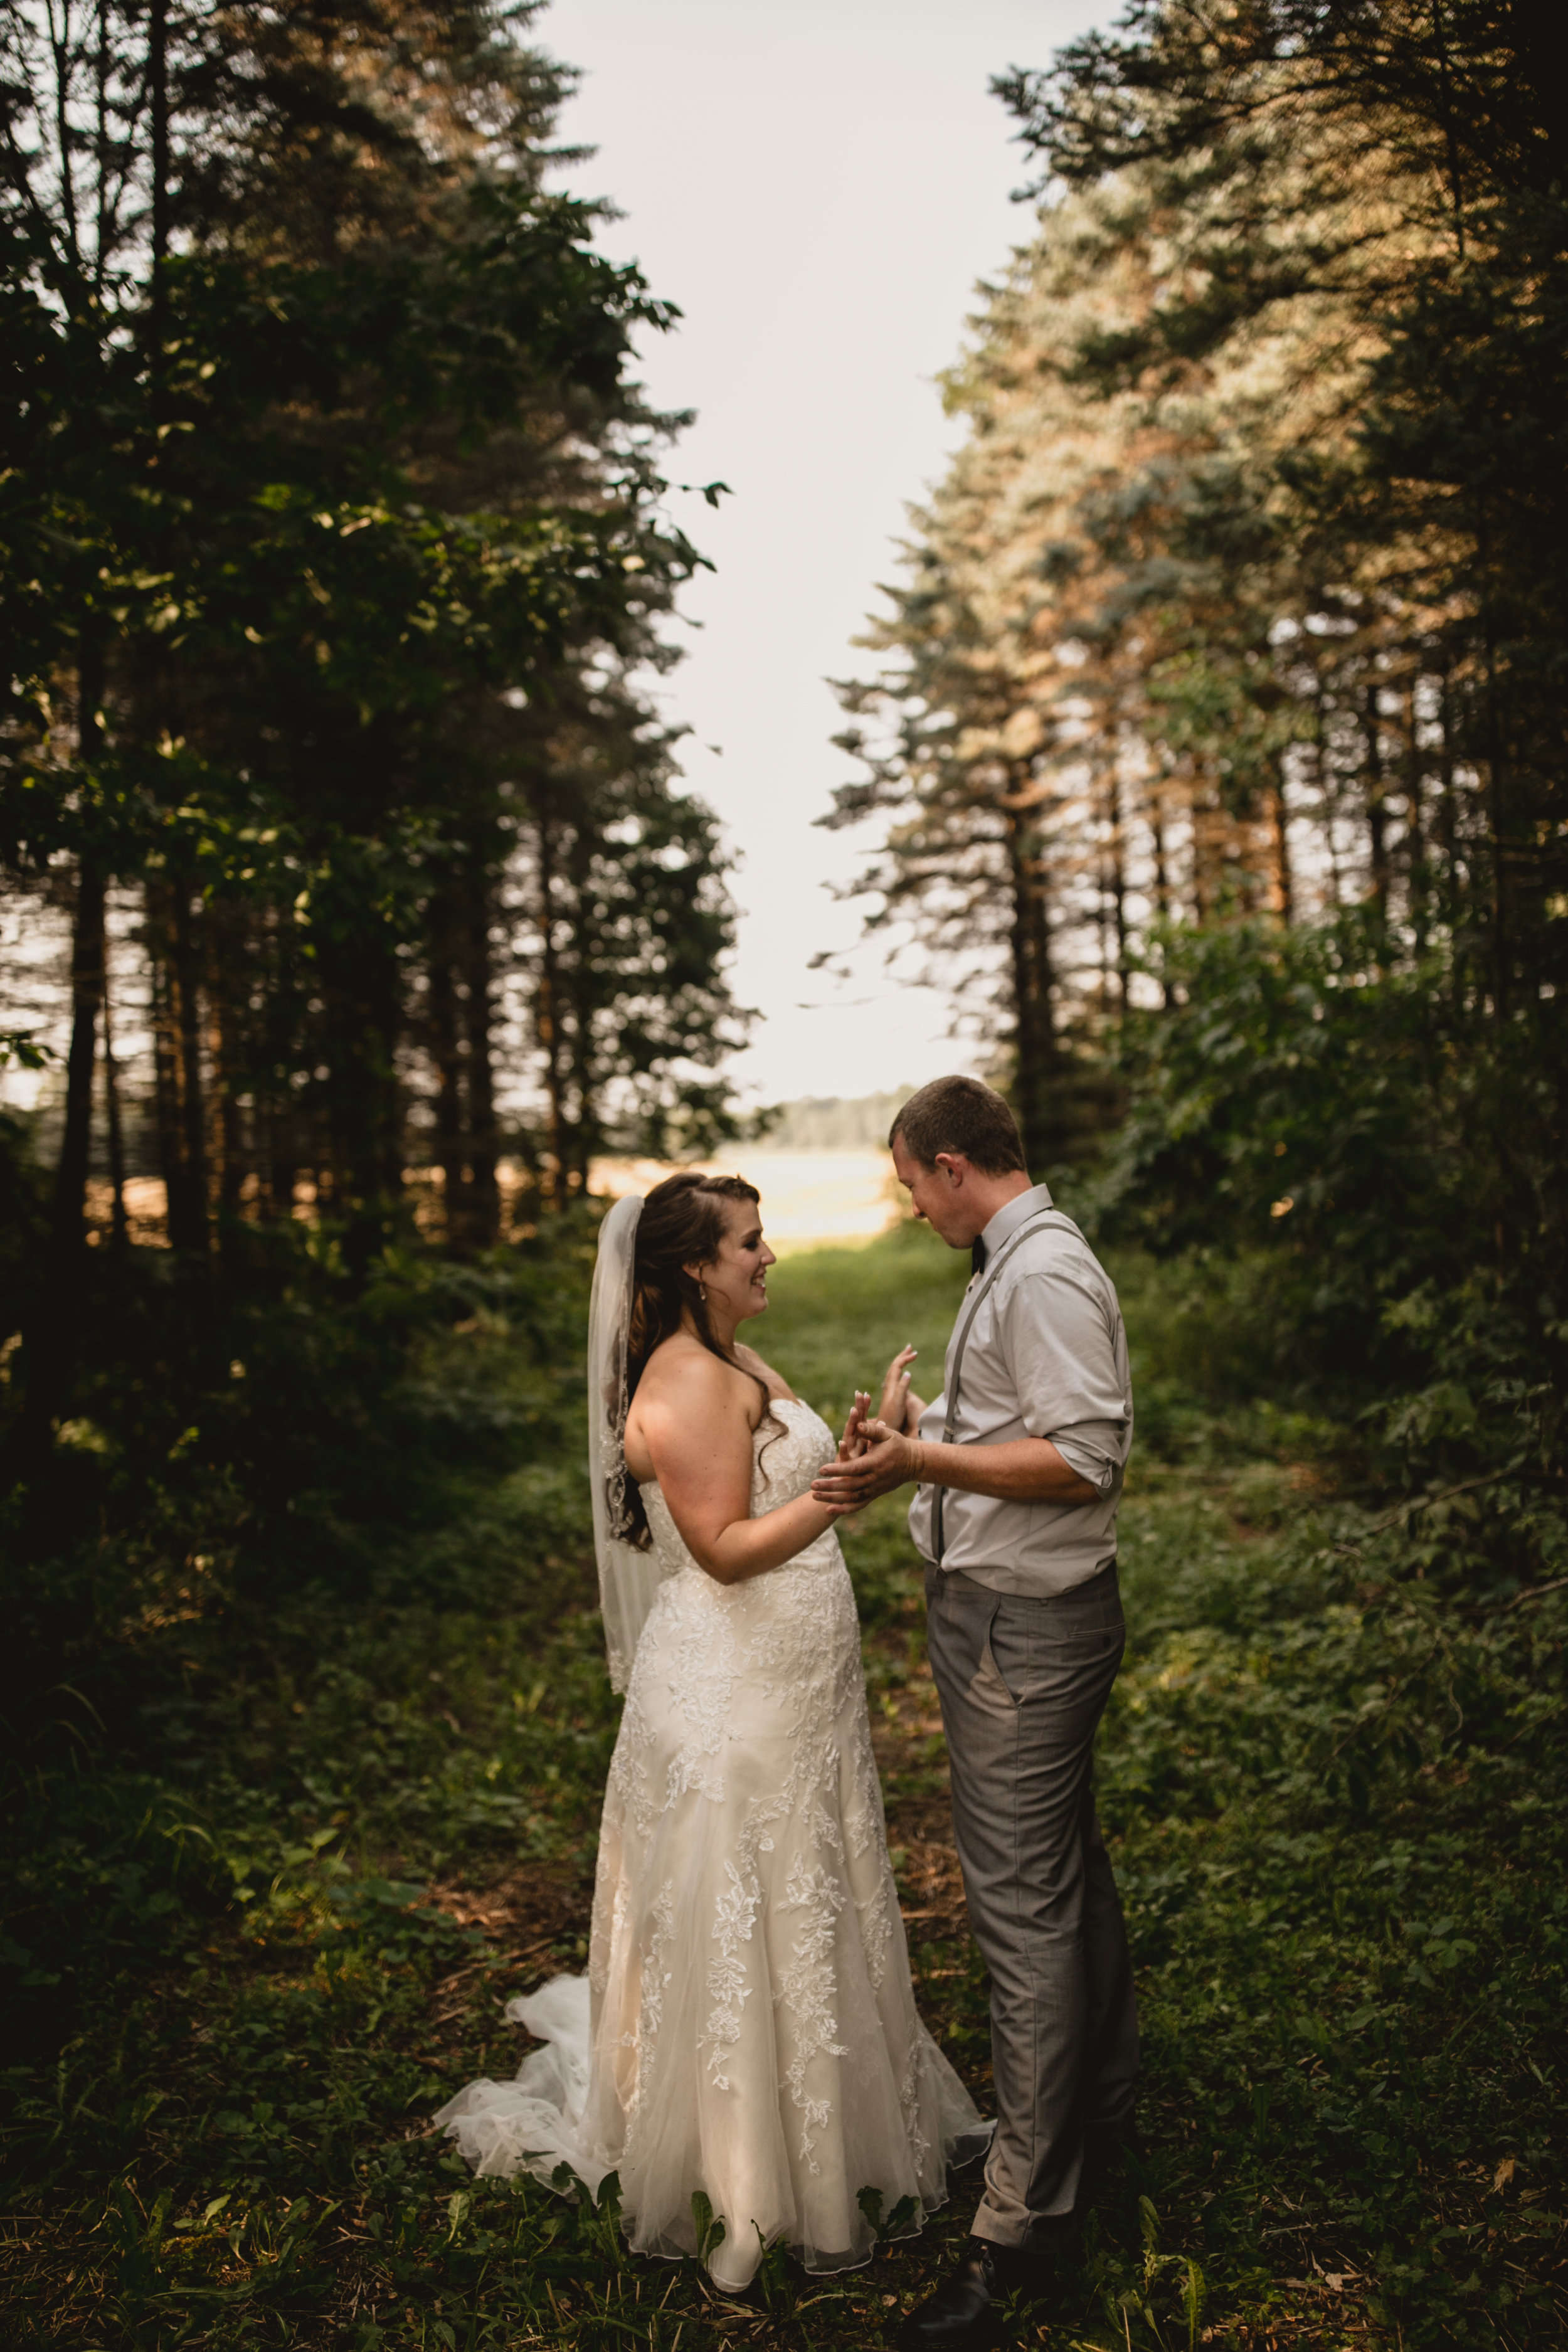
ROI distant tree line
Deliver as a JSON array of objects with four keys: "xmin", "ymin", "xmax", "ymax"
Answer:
[
  {"xmin": 0, "ymin": 0, "xmax": 743, "ymax": 1372},
  {"xmin": 760, "ymin": 1091, "xmax": 916, "ymax": 1153},
  {"xmin": 829, "ymin": 0, "xmax": 1565, "ymax": 1271}
]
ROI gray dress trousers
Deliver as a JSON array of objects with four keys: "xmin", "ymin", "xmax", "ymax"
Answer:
[{"xmin": 924, "ymin": 1559, "xmax": 1139, "ymax": 2247}]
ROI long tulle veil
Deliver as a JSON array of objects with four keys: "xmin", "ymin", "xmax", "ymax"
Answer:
[{"xmin": 588, "ymin": 1193, "xmax": 664, "ymax": 1693}]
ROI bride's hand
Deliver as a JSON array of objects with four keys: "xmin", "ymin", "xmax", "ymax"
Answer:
[
  {"xmin": 837, "ymin": 1391, "xmax": 872, "ymax": 1462},
  {"xmin": 878, "ymin": 1346, "xmax": 918, "ymax": 1436}
]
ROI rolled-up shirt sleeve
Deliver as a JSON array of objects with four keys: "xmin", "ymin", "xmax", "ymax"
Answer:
[
  {"xmin": 1002, "ymin": 1268, "xmax": 1131, "ymax": 1492},
  {"xmin": 1049, "ymin": 1425, "xmax": 1123, "ymax": 1494}
]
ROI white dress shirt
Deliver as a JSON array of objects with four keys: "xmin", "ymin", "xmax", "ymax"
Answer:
[{"xmin": 908, "ymin": 1184, "xmax": 1133, "ymax": 1596}]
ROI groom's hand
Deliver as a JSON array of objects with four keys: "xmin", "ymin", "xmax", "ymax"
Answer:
[{"xmin": 811, "ymin": 1420, "xmax": 920, "ymax": 1507}]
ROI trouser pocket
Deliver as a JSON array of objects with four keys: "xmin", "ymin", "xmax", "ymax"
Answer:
[{"xmin": 985, "ymin": 1592, "xmax": 1125, "ymax": 1710}]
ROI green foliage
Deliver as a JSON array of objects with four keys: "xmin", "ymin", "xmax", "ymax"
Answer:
[
  {"xmin": 1083, "ymin": 913, "xmax": 1566, "ymax": 1535},
  {"xmin": 3, "ymin": 1223, "xmax": 1562, "ymax": 2346},
  {"xmin": 1, "ymin": 0, "xmax": 745, "ymax": 1267},
  {"xmin": 836, "ymin": 3, "xmax": 1568, "ymax": 1263}
]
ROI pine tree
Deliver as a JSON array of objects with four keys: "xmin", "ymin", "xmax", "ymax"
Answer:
[
  {"xmin": 832, "ymin": 0, "xmax": 1565, "ymax": 1258},
  {"xmin": 0, "ymin": 2, "xmax": 743, "ymax": 1436}
]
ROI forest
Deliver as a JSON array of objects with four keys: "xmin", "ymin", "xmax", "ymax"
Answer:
[{"xmin": 2, "ymin": 3, "xmax": 1564, "ymax": 2349}]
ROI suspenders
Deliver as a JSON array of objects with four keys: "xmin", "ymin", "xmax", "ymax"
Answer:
[{"xmin": 928, "ymin": 1210, "xmax": 1079, "ymax": 1567}]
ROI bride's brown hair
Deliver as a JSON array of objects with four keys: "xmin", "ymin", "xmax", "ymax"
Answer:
[{"xmin": 617, "ymin": 1170, "xmax": 778, "ymax": 1551}]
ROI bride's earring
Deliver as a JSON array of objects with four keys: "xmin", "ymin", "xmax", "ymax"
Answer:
[{"xmin": 699, "ymin": 1282, "xmax": 707, "ymax": 1302}]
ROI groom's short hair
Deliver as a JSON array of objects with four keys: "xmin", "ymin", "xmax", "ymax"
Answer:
[{"xmin": 889, "ymin": 1077, "xmax": 1027, "ymax": 1175}]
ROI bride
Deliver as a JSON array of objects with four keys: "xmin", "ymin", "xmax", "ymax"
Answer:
[{"xmin": 436, "ymin": 1171, "xmax": 987, "ymax": 2291}]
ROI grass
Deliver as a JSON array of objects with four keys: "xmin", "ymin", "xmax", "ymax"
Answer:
[{"xmin": 1, "ymin": 1217, "xmax": 1564, "ymax": 2348}]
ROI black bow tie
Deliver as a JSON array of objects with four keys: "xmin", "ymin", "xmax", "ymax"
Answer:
[{"xmin": 971, "ymin": 1237, "xmax": 988, "ymax": 1278}]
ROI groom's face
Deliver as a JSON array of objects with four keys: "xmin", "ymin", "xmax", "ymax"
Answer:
[{"xmin": 891, "ymin": 1138, "xmax": 984, "ymax": 1249}]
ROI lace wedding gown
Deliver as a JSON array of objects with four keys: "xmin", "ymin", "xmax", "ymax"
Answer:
[{"xmin": 435, "ymin": 1397, "xmax": 987, "ymax": 2289}]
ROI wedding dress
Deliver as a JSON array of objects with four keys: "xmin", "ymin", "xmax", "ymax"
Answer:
[{"xmin": 435, "ymin": 1397, "xmax": 987, "ymax": 2289}]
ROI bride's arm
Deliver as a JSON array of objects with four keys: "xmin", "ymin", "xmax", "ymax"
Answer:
[{"xmin": 640, "ymin": 1355, "xmax": 852, "ymax": 1586}]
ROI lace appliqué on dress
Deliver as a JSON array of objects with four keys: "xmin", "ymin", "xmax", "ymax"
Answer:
[{"xmin": 440, "ymin": 1399, "xmax": 989, "ymax": 2288}]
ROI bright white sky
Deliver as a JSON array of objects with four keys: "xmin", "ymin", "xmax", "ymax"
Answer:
[{"xmin": 541, "ymin": 0, "xmax": 1108, "ymax": 1108}]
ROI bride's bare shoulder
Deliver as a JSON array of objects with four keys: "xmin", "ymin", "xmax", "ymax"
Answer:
[
  {"xmin": 734, "ymin": 1342, "xmax": 796, "ymax": 1402},
  {"xmin": 625, "ymin": 1340, "xmax": 752, "ymax": 1480},
  {"xmin": 635, "ymin": 1335, "xmax": 758, "ymax": 1420}
]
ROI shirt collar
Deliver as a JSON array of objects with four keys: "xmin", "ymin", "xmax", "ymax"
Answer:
[{"xmin": 979, "ymin": 1180, "xmax": 1054, "ymax": 1261}]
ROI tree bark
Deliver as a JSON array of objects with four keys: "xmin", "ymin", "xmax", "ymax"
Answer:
[
  {"xmin": 536, "ymin": 812, "xmax": 568, "ymax": 1209},
  {"xmin": 51, "ymin": 858, "xmax": 107, "ymax": 1262},
  {"xmin": 427, "ymin": 881, "xmax": 467, "ymax": 1241},
  {"xmin": 1268, "ymin": 753, "xmax": 1293, "ymax": 924},
  {"xmin": 1003, "ymin": 770, "xmax": 1057, "ymax": 1174},
  {"xmin": 264, "ymin": 907, "xmax": 298, "ymax": 1221},
  {"xmin": 50, "ymin": 628, "xmax": 109, "ymax": 1262},
  {"xmin": 148, "ymin": 876, "xmax": 210, "ymax": 1253},
  {"xmin": 1148, "ymin": 781, "xmax": 1173, "ymax": 1009},
  {"xmin": 102, "ymin": 931, "xmax": 129, "ymax": 1251},
  {"xmin": 148, "ymin": 0, "xmax": 169, "ymax": 358},
  {"xmin": 1403, "ymin": 683, "xmax": 1427, "ymax": 955},
  {"xmin": 1315, "ymin": 679, "xmax": 1343, "ymax": 907},
  {"xmin": 1434, "ymin": 657, "xmax": 1465, "ymax": 1014},
  {"xmin": 459, "ymin": 859, "xmax": 500, "ymax": 1246},
  {"xmin": 24, "ymin": 635, "xmax": 107, "ymax": 1434},
  {"xmin": 208, "ymin": 904, "xmax": 246, "ymax": 1224},
  {"xmin": 1106, "ymin": 763, "xmax": 1128, "ymax": 1014},
  {"xmin": 1364, "ymin": 679, "xmax": 1391, "ymax": 917},
  {"xmin": 149, "ymin": 884, "xmax": 186, "ymax": 1241},
  {"xmin": 173, "ymin": 881, "xmax": 211, "ymax": 1248}
]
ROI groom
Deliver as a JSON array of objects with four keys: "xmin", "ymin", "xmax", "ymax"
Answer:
[{"xmin": 812, "ymin": 1075, "xmax": 1138, "ymax": 2348}]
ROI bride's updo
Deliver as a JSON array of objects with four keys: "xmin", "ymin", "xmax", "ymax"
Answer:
[{"xmin": 617, "ymin": 1170, "xmax": 777, "ymax": 1549}]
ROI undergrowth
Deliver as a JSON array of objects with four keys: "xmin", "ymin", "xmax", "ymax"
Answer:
[{"xmin": 1, "ymin": 1218, "xmax": 1563, "ymax": 2347}]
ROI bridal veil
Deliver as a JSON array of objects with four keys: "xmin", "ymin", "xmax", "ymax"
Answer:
[{"xmin": 587, "ymin": 1192, "xmax": 664, "ymax": 1692}]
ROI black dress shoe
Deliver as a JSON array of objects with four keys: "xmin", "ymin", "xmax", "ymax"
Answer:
[{"xmin": 897, "ymin": 2237, "xmax": 1052, "ymax": 2349}]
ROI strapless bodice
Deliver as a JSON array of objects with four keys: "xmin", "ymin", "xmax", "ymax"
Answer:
[{"xmin": 637, "ymin": 1395, "xmax": 842, "ymax": 1580}]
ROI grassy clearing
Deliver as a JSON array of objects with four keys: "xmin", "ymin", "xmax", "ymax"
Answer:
[{"xmin": 1, "ymin": 1222, "xmax": 1563, "ymax": 2348}]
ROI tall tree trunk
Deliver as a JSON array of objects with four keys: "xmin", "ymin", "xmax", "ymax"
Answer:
[
  {"xmin": 427, "ymin": 882, "xmax": 467, "ymax": 1242},
  {"xmin": 1434, "ymin": 658, "xmax": 1464, "ymax": 1011},
  {"xmin": 326, "ymin": 941, "xmax": 404, "ymax": 1260},
  {"xmin": 1315, "ymin": 680, "xmax": 1342, "ymax": 907},
  {"xmin": 1268, "ymin": 753, "xmax": 1293, "ymax": 923},
  {"xmin": 51, "ymin": 858, "xmax": 107, "ymax": 1262},
  {"xmin": 1106, "ymin": 763, "xmax": 1128, "ymax": 1014},
  {"xmin": 24, "ymin": 636, "xmax": 107, "ymax": 1435},
  {"xmin": 1188, "ymin": 765, "xmax": 1214, "ymax": 927},
  {"xmin": 148, "ymin": 876, "xmax": 209, "ymax": 1252},
  {"xmin": 173, "ymin": 880, "xmax": 211, "ymax": 1249},
  {"xmin": 148, "ymin": 0, "xmax": 169, "ymax": 359},
  {"xmin": 102, "ymin": 930, "xmax": 129, "ymax": 1251},
  {"xmin": 149, "ymin": 885, "xmax": 186, "ymax": 1242},
  {"xmin": 1003, "ymin": 771, "xmax": 1057, "ymax": 1174},
  {"xmin": 265, "ymin": 908, "xmax": 298, "ymax": 1221},
  {"xmin": 374, "ymin": 960, "xmax": 405, "ymax": 1208},
  {"xmin": 268, "ymin": 1111, "xmax": 298, "ymax": 1222},
  {"xmin": 1364, "ymin": 681, "xmax": 1391, "ymax": 917},
  {"xmin": 208, "ymin": 905, "xmax": 245, "ymax": 1224},
  {"xmin": 460, "ymin": 859, "xmax": 500, "ymax": 1247},
  {"xmin": 536, "ymin": 813, "xmax": 567, "ymax": 1209},
  {"xmin": 1481, "ymin": 609, "xmax": 1509, "ymax": 1019},
  {"xmin": 1148, "ymin": 781, "xmax": 1173, "ymax": 1008},
  {"xmin": 50, "ymin": 629, "xmax": 109, "ymax": 1261},
  {"xmin": 1403, "ymin": 683, "xmax": 1427, "ymax": 955}
]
